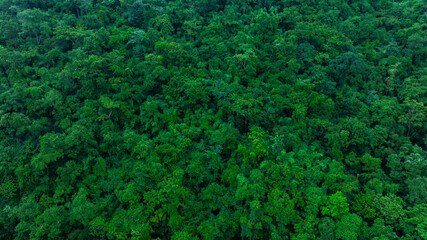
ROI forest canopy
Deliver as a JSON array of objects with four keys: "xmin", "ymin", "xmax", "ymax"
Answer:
[{"xmin": 0, "ymin": 0, "xmax": 426, "ymax": 239}]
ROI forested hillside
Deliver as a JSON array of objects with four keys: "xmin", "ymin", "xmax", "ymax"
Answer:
[{"xmin": 0, "ymin": 0, "xmax": 426, "ymax": 239}]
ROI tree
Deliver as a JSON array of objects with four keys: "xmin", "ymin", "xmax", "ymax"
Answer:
[
  {"xmin": 232, "ymin": 0, "xmax": 256, "ymax": 15},
  {"xmin": 398, "ymin": 98, "xmax": 426, "ymax": 137},
  {"xmin": 234, "ymin": 48, "xmax": 257, "ymax": 76},
  {"xmin": 33, "ymin": 206, "xmax": 70, "ymax": 239},
  {"xmin": 329, "ymin": 51, "xmax": 367, "ymax": 87},
  {"xmin": 361, "ymin": 153, "xmax": 381, "ymax": 172},
  {"xmin": 230, "ymin": 92, "xmax": 264, "ymax": 132},
  {"xmin": 126, "ymin": 0, "xmax": 163, "ymax": 28},
  {"xmin": 321, "ymin": 191, "xmax": 349, "ymax": 219},
  {"xmin": 31, "ymin": 133, "xmax": 67, "ymax": 173},
  {"xmin": 318, "ymin": 217, "xmax": 335, "ymax": 240},
  {"xmin": 53, "ymin": 24, "xmax": 90, "ymax": 48},
  {"xmin": 17, "ymin": 9, "xmax": 50, "ymax": 45},
  {"xmin": 373, "ymin": 194, "xmax": 405, "ymax": 224},
  {"xmin": 335, "ymin": 214, "xmax": 362, "ymax": 240},
  {"xmin": 149, "ymin": 14, "xmax": 174, "ymax": 39},
  {"xmin": 182, "ymin": 18, "xmax": 202, "ymax": 41},
  {"xmin": 353, "ymin": 192, "xmax": 377, "ymax": 220}
]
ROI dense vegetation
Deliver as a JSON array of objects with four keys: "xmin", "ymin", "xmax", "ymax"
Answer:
[{"xmin": 0, "ymin": 0, "xmax": 426, "ymax": 239}]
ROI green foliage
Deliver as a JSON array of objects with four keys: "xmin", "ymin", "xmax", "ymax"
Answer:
[
  {"xmin": 0, "ymin": 0, "xmax": 425, "ymax": 239},
  {"xmin": 335, "ymin": 214, "xmax": 362, "ymax": 240},
  {"xmin": 329, "ymin": 51, "xmax": 366, "ymax": 87},
  {"xmin": 398, "ymin": 98, "xmax": 426, "ymax": 137},
  {"xmin": 373, "ymin": 194, "xmax": 405, "ymax": 224},
  {"xmin": 321, "ymin": 191, "xmax": 349, "ymax": 219}
]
